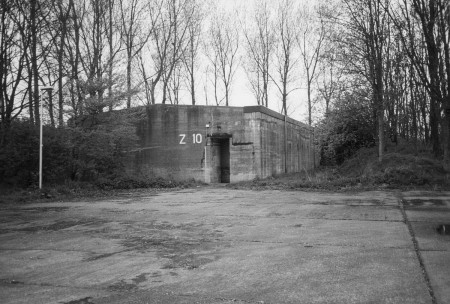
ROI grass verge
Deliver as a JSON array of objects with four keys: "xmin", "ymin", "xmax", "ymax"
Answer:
[
  {"xmin": 0, "ymin": 175, "xmax": 204, "ymax": 205},
  {"xmin": 230, "ymin": 145, "xmax": 450, "ymax": 192}
]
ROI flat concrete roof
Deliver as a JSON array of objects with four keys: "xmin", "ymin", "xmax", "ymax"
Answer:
[
  {"xmin": 144, "ymin": 104, "xmax": 312, "ymax": 130},
  {"xmin": 243, "ymin": 105, "xmax": 311, "ymax": 129}
]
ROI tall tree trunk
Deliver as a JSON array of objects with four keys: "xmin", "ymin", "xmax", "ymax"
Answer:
[
  {"xmin": 190, "ymin": 70, "xmax": 195, "ymax": 105},
  {"xmin": 307, "ymin": 69, "xmax": 312, "ymax": 126},
  {"xmin": 31, "ymin": 0, "xmax": 39, "ymax": 125},
  {"xmin": 150, "ymin": 80, "xmax": 156, "ymax": 105},
  {"xmin": 58, "ymin": 42, "xmax": 64, "ymax": 127},
  {"xmin": 263, "ymin": 75, "xmax": 268, "ymax": 107},
  {"xmin": 225, "ymin": 89, "xmax": 229, "ymax": 107},
  {"xmin": 71, "ymin": 0, "xmax": 82, "ymax": 116},
  {"xmin": 162, "ymin": 81, "xmax": 167, "ymax": 104},
  {"xmin": 57, "ymin": 1, "xmax": 68, "ymax": 126},
  {"xmin": 126, "ymin": 55, "xmax": 132, "ymax": 108},
  {"xmin": 444, "ymin": 110, "xmax": 450, "ymax": 167},
  {"xmin": 264, "ymin": 57, "xmax": 269, "ymax": 107},
  {"xmin": 26, "ymin": 56, "xmax": 34, "ymax": 124},
  {"xmin": 413, "ymin": 0, "xmax": 442, "ymax": 157},
  {"xmin": 189, "ymin": 38, "xmax": 196, "ymax": 105},
  {"xmin": 109, "ymin": 0, "xmax": 114, "ymax": 111},
  {"xmin": 376, "ymin": 89, "xmax": 384, "ymax": 162},
  {"xmin": 48, "ymin": 92, "xmax": 55, "ymax": 127}
]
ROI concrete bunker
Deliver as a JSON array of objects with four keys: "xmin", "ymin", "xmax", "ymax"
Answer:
[{"xmin": 127, "ymin": 104, "xmax": 315, "ymax": 183}]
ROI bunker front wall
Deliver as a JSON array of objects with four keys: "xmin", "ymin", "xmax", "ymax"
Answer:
[
  {"xmin": 131, "ymin": 105, "xmax": 256, "ymax": 182},
  {"xmin": 129, "ymin": 105, "xmax": 314, "ymax": 183}
]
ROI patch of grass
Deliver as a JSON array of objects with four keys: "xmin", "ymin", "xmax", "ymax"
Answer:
[
  {"xmin": 231, "ymin": 143, "xmax": 450, "ymax": 192},
  {"xmin": 0, "ymin": 175, "xmax": 204, "ymax": 205},
  {"xmin": 360, "ymin": 153, "xmax": 447, "ymax": 188},
  {"xmin": 229, "ymin": 169, "xmax": 362, "ymax": 191},
  {"xmin": 94, "ymin": 174, "xmax": 189, "ymax": 190}
]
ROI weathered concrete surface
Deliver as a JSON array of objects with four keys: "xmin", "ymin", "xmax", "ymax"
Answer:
[
  {"xmin": 127, "ymin": 105, "xmax": 314, "ymax": 183},
  {"xmin": 402, "ymin": 192, "xmax": 450, "ymax": 304},
  {"xmin": 0, "ymin": 188, "xmax": 448, "ymax": 304}
]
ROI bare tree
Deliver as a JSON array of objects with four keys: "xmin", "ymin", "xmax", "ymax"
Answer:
[
  {"xmin": 181, "ymin": 0, "xmax": 203, "ymax": 105},
  {"xmin": 296, "ymin": 3, "xmax": 327, "ymax": 126},
  {"xmin": 106, "ymin": 0, "xmax": 117, "ymax": 111},
  {"xmin": 118, "ymin": 0, "xmax": 151, "ymax": 108},
  {"xmin": 317, "ymin": 51, "xmax": 346, "ymax": 115},
  {"xmin": 54, "ymin": 0, "xmax": 72, "ymax": 126},
  {"xmin": 30, "ymin": 0, "xmax": 40, "ymax": 123},
  {"xmin": 204, "ymin": 50, "xmax": 223, "ymax": 106},
  {"xmin": 387, "ymin": 0, "xmax": 449, "ymax": 159},
  {"xmin": 242, "ymin": 0, "xmax": 275, "ymax": 107},
  {"xmin": 205, "ymin": 12, "xmax": 240, "ymax": 107},
  {"xmin": 245, "ymin": 59, "xmax": 264, "ymax": 106},
  {"xmin": 74, "ymin": 0, "xmax": 109, "ymax": 113},
  {"xmin": 315, "ymin": 1, "xmax": 348, "ymax": 116},
  {"xmin": 137, "ymin": 52, "xmax": 152, "ymax": 105},
  {"xmin": 167, "ymin": 63, "xmax": 183, "ymax": 104},
  {"xmin": 66, "ymin": 0, "xmax": 84, "ymax": 118},
  {"xmin": 414, "ymin": 0, "xmax": 446, "ymax": 158},
  {"xmin": 0, "ymin": 1, "xmax": 29, "ymax": 137},
  {"xmin": 342, "ymin": 0, "xmax": 390, "ymax": 162},
  {"xmin": 272, "ymin": 0, "xmax": 298, "ymax": 115},
  {"xmin": 145, "ymin": 0, "xmax": 192, "ymax": 105}
]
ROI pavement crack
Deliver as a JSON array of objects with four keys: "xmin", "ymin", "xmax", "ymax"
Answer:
[
  {"xmin": 215, "ymin": 215, "xmax": 403, "ymax": 222},
  {"xmin": 420, "ymin": 249, "xmax": 449, "ymax": 252},
  {"xmin": 177, "ymin": 293, "xmax": 268, "ymax": 304},
  {"xmin": 398, "ymin": 196, "xmax": 437, "ymax": 304},
  {"xmin": 287, "ymin": 217, "xmax": 403, "ymax": 222},
  {"xmin": 0, "ymin": 247, "xmax": 98, "ymax": 254},
  {"xmin": 0, "ymin": 279, "xmax": 105, "ymax": 291},
  {"xmin": 227, "ymin": 239, "xmax": 411, "ymax": 249}
]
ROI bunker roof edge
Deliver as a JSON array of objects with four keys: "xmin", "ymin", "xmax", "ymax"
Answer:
[{"xmin": 143, "ymin": 104, "xmax": 311, "ymax": 130}]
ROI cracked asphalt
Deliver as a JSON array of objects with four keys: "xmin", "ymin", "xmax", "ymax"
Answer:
[{"xmin": 0, "ymin": 187, "xmax": 449, "ymax": 304}]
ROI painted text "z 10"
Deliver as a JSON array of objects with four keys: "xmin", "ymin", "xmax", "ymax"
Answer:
[{"xmin": 179, "ymin": 134, "xmax": 203, "ymax": 144}]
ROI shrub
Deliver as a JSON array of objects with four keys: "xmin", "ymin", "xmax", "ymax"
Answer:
[
  {"xmin": 0, "ymin": 114, "xmax": 138, "ymax": 188},
  {"xmin": 317, "ymin": 90, "xmax": 375, "ymax": 166},
  {"xmin": 0, "ymin": 121, "xmax": 41, "ymax": 187}
]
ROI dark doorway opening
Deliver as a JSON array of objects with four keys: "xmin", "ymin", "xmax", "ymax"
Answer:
[{"xmin": 211, "ymin": 137, "xmax": 230, "ymax": 183}]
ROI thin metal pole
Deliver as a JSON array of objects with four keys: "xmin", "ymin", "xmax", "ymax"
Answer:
[
  {"xmin": 284, "ymin": 112, "xmax": 287, "ymax": 174},
  {"xmin": 205, "ymin": 124, "xmax": 209, "ymax": 183},
  {"xmin": 39, "ymin": 90, "xmax": 43, "ymax": 189}
]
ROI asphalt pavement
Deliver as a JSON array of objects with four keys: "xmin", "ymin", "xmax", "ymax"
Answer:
[{"xmin": 0, "ymin": 187, "xmax": 449, "ymax": 304}]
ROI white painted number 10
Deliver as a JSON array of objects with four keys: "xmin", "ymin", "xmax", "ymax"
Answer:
[
  {"xmin": 179, "ymin": 134, "xmax": 202, "ymax": 144},
  {"xmin": 193, "ymin": 133, "xmax": 202, "ymax": 144}
]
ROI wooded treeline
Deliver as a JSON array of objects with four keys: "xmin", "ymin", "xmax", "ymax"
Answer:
[
  {"xmin": 1, "ymin": 0, "xmax": 449, "ymax": 168},
  {"xmin": 318, "ymin": 0, "xmax": 449, "ymax": 165}
]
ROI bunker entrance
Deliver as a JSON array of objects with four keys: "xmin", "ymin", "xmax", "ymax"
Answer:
[{"xmin": 210, "ymin": 136, "xmax": 230, "ymax": 183}]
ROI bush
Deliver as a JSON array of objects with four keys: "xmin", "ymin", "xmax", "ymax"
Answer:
[
  {"xmin": 0, "ymin": 115, "xmax": 138, "ymax": 188},
  {"xmin": 317, "ymin": 90, "xmax": 375, "ymax": 166},
  {"xmin": 0, "ymin": 121, "xmax": 41, "ymax": 187}
]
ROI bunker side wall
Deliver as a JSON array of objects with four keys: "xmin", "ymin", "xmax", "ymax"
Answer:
[{"xmin": 246, "ymin": 111, "xmax": 314, "ymax": 178}]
